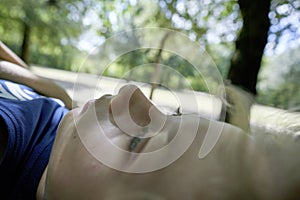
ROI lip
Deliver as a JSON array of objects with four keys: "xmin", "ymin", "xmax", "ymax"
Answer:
[
  {"xmin": 78, "ymin": 99, "xmax": 95, "ymax": 115},
  {"xmin": 79, "ymin": 94, "xmax": 113, "ymax": 115}
]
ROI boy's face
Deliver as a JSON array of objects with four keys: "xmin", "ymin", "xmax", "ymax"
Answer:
[
  {"xmin": 45, "ymin": 85, "xmax": 184, "ymax": 199},
  {"xmin": 44, "ymin": 85, "xmax": 267, "ymax": 199}
]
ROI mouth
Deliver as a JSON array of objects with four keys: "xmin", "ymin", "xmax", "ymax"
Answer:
[
  {"xmin": 79, "ymin": 99, "xmax": 95, "ymax": 114},
  {"xmin": 77, "ymin": 94, "xmax": 113, "ymax": 116}
]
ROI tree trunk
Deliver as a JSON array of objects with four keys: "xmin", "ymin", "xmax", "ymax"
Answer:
[
  {"xmin": 21, "ymin": 21, "xmax": 31, "ymax": 63},
  {"xmin": 227, "ymin": 0, "xmax": 271, "ymax": 95}
]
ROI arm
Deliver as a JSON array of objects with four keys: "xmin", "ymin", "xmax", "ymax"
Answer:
[
  {"xmin": 0, "ymin": 41, "xmax": 28, "ymax": 68},
  {"xmin": 0, "ymin": 61, "xmax": 73, "ymax": 109}
]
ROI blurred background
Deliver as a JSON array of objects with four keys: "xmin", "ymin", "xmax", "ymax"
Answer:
[{"xmin": 0, "ymin": 0, "xmax": 299, "ymax": 111}]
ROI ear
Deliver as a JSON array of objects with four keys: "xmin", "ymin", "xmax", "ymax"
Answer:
[{"xmin": 221, "ymin": 84, "xmax": 254, "ymax": 132}]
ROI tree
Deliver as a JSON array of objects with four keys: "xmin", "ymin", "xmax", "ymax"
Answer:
[
  {"xmin": 0, "ymin": 0, "xmax": 89, "ymax": 67},
  {"xmin": 227, "ymin": 0, "xmax": 271, "ymax": 94},
  {"xmin": 155, "ymin": 0, "xmax": 299, "ymax": 95}
]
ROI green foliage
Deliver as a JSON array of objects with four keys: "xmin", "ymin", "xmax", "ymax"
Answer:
[
  {"xmin": 103, "ymin": 48, "xmax": 208, "ymax": 92},
  {"xmin": 0, "ymin": 0, "xmax": 299, "ymax": 109},
  {"xmin": 0, "ymin": 0, "xmax": 89, "ymax": 68},
  {"xmin": 257, "ymin": 47, "xmax": 300, "ymax": 109},
  {"xmin": 160, "ymin": 0, "xmax": 241, "ymax": 42},
  {"xmin": 83, "ymin": 0, "xmax": 299, "ymax": 104}
]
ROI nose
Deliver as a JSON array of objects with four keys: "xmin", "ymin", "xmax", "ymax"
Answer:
[
  {"xmin": 110, "ymin": 84, "xmax": 152, "ymax": 124},
  {"xmin": 108, "ymin": 85, "xmax": 138, "ymax": 110},
  {"xmin": 117, "ymin": 85, "xmax": 140, "ymax": 99},
  {"xmin": 78, "ymin": 99, "xmax": 96, "ymax": 115},
  {"xmin": 109, "ymin": 84, "xmax": 167, "ymax": 139}
]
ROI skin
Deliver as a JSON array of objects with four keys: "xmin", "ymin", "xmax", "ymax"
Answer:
[
  {"xmin": 0, "ymin": 61, "xmax": 73, "ymax": 109},
  {"xmin": 0, "ymin": 45, "xmax": 74, "ymax": 198},
  {"xmin": 1, "ymin": 44, "xmax": 299, "ymax": 199},
  {"xmin": 0, "ymin": 45, "xmax": 72, "ymax": 166},
  {"xmin": 40, "ymin": 85, "xmax": 275, "ymax": 200},
  {"xmin": 0, "ymin": 41, "xmax": 28, "ymax": 68}
]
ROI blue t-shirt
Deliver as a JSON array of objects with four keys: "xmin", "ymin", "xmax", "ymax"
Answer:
[{"xmin": 0, "ymin": 80, "xmax": 69, "ymax": 199}]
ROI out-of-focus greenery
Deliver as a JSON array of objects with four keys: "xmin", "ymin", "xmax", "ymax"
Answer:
[
  {"xmin": 102, "ymin": 49, "xmax": 209, "ymax": 92},
  {"xmin": 0, "ymin": 0, "xmax": 91, "ymax": 68},
  {"xmin": 257, "ymin": 47, "xmax": 300, "ymax": 110},
  {"xmin": 0, "ymin": 0, "xmax": 299, "ymax": 109}
]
